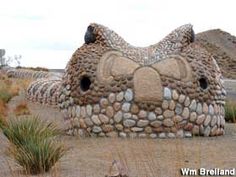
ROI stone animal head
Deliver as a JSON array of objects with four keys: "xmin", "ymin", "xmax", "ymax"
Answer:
[{"xmin": 59, "ymin": 23, "xmax": 226, "ymax": 138}]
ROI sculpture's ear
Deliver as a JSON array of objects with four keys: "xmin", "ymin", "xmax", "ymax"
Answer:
[
  {"xmin": 152, "ymin": 55, "xmax": 192, "ymax": 82},
  {"xmin": 84, "ymin": 25, "xmax": 97, "ymax": 44},
  {"xmin": 96, "ymin": 51, "xmax": 140, "ymax": 83},
  {"xmin": 152, "ymin": 24, "xmax": 194, "ymax": 53}
]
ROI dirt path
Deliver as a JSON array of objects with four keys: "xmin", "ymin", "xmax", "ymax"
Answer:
[{"xmin": 1, "ymin": 124, "xmax": 236, "ymax": 177}]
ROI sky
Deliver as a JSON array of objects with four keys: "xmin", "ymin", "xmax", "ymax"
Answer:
[{"xmin": 0, "ymin": 0, "xmax": 236, "ymax": 69}]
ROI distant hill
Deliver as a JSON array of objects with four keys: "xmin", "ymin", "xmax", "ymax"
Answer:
[{"xmin": 196, "ymin": 29, "xmax": 236, "ymax": 79}]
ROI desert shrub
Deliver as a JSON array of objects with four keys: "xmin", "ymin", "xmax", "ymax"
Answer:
[
  {"xmin": 0, "ymin": 116, "xmax": 66, "ymax": 174},
  {"xmin": 14, "ymin": 102, "xmax": 30, "ymax": 116},
  {"xmin": 0, "ymin": 78, "xmax": 19, "ymax": 103},
  {"xmin": 225, "ymin": 101, "xmax": 236, "ymax": 123},
  {"xmin": 0, "ymin": 89, "xmax": 12, "ymax": 103}
]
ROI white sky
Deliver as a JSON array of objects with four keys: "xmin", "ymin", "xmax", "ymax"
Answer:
[{"xmin": 0, "ymin": 0, "xmax": 236, "ymax": 69}]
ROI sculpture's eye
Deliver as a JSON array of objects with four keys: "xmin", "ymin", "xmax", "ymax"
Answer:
[
  {"xmin": 84, "ymin": 26, "xmax": 96, "ymax": 44},
  {"xmin": 80, "ymin": 76, "xmax": 91, "ymax": 92},
  {"xmin": 199, "ymin": 77, "xmax": 208, "ymax": 90}
]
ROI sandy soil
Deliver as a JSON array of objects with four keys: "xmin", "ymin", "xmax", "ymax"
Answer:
[{"xmin": 0, "ymin": 80, "xmax": 236, "ymax": 177}]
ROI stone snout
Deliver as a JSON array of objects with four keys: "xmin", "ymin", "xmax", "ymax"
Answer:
[{"xmin": 97, "ymin": 51, "xmax": 192, "ymax": 104}]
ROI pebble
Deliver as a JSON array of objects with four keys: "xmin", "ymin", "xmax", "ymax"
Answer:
[
  {"xmin": 123, "ymin": 113, "xmax": 132, "ymax": 119},
  {"xmin": 162, "ymin": 100, "xmax": 169, "ymax": 109},
  {"xmin": 132, "ymin": 115, "xmax": 138, "ymax": 120},
  {"xmin": 204, "ymin": 115, "xmax": 211, "ymax": 126},
  {"xmin": 182, "ymin": 107, "xmax": 190, "ymax": 119},
  {"xmin": 116, "ymin": 92, "xmax": 124, "ymax": 102},
  {"xmin": 176, "ymin": 130, "xmax": 184, "ymax": 138},
  {"xmin": 102, "ymin": 124, "xmax": 113, "ymax": 132},
  {"xmin": 138, "ymin": 110, "xmax": 147, "ymax": 119},
  {"xmin": 196, "ymin": 103, "xmax": 203, "ymax": 114},
  {"xmin": 209, "ymin": 105, "xmax": 214, "ymax": 115},
  {"xmin": 91, "ymin": 115, "xmax": 101, "ymax": 125},
  {"xmin": 122, "ymin": 103, "xmax": 131, "ymax": 112},
  {"xmin": 113, "ymin": 102, "xmax": 121, "ymax": 111},
  {"xmin": 169, "ymin": 100, "xmax": 176, "ymax": 110},
  {"xmin": 106, "ymin": 131, "xmax": 118, "ymax": 138},
  {"xmin": 130, "ymin": 104, "xmax": 139, "ymax": 114},
  {"xmin": 164, "ymin": 87, "xmax": 172, "ymax": 100},
  {"xmin": 204, "ymin": 126, "xmax": 211, "ymax": 136},
  {"xmin": 184, "ymin": 97, "xmax": 190, "ymax": 106},
  {"xmin": 203, "ymin": 103, "xmax": 208, "ymax": 114},
  {"xmin": 200, "ymin": 125, "xmax": 204, "ymax": 135},
  {"xmin": 163, "ymin": 110, "xmax": 175, "ymax": 118},
  {"xmin": 190, "ymin": 112, "xmax": 197, "ymax": 122},
  {"xmin": 92, "ymin": 126, "xmax": 102, "ymax": 133},
  {"xmin": 217, "ymin": 116, "xmax": 221, "ymax": 126},
  {"xmin": 189, "ymin": 100, "xmax": 197, "ymax": 111},
  {"xmin": 84, "ymin": 118, "xmax": 93, "ymax": 126},
  {"xmin": 123, "ymin": 119, "xmax": 136, "ymax": 127},
  {"xmin": 155, "ymin": 107, "xmax": 162, "ymax": 115},
  {"xmin": 72, "ymin": 106, "xmax": 76, "ymax": 118},
  {"xmin": 150, "ymin": 120, "xmax": 162, "ymax": 128},
  {"xmin": 178, "ymin": 94, "xmax": 186, "ymax": 103},
  {"xmin": 173, "ymin": 115, "xmax": 183, "ymax": 123},
  {"xmin": 148, "ymin": 112, "xmax": 157, "ymax": 121},
  {"xmin": 157, "ymin": 115, "xmax": 164, "ymax": 120},
  {"xmin": 114, "ymin": 111, "xmax": 123, "ymax": 123},
  {"xmin": 192, "ymin": 125, "xmax": 200, "ymax": 135},
  {"xmin": 196, "ymin": 114, "xmax": 205, "ymax": 125},
  {"xmin": 211, "ymin": 125, "xmax": 217, "ymax": 136},
  {"xmin": 115, "ymin": 124, "xmax": 123, "ymax": 131},
  {"xmin": 159, "ymin": 133, "xmax": 166, "ymax": 138},
  {"xmin": 163, "ymin": 119, "xmax": 174, "ymax": 127},
  {"xmin": 93, "ymin": 104, "xmax": 100, "ymax": 114},
  {"xmin": 119, "ymin": 132, "xmax": 127, "ymax": 138},
  {"xmin": 100, "ymin": 98, "xmax": 109, "ymax": 108},
  {"xmin": 211, "ymin": 116, "xmax": 217, "ymax": 127},
  {"xmin": 99, "ymin": 114, "xmax": 109, "ymax": 124},
  {"xmin": 167, "ymin": 133, "xmax": 176, "ymax": 138},
  {"xmin": 220, "ymin": 116, "xmax": 225, "ymax": 127},
  {"xmin": 108, "ymin": 93, "xmax": 116, "ymax": 103},
  {"xmin": 80, "ymin": 106, "xmax": 86, "ymax": 118},
  {"xmin": 124, "ymin": 89, "xmax": 133, "ymax": 101},
  {"xmin": 138, "ymin": 133, "xmax": 147, "ymax": 138},
  {"xmin": 131, "ymin": 127, "xmax": 144, "ymax": 132},
  {"xmin": 172, "ymin": 90, "xmax": 179, "ymax": 100},
  {"xmin": 76, "ymin": 106, "xmax": 80, "ymax": 117},
  {"xmin": 175, "ymin": 103, "xmax": 183, "ymax": 115},
  {"xmin": 145, "ymin": 126, "xmax": 153, "ymax": 133},
  {"xmin": 106, "ymin": 106, "xmax": 114, "ymax": 118},
  {"xmin": 150, "ymin": 133, "xmax": 157, "ymax": 138},
  {"xmin": 184, "ymin": 132, "xmax": 192, "ymax": 138},
  {"xmin": 137, "ymin": 120, "xmax": 149, "ymax": 127},
  {"xmin": 86, "ymin": 105, "xmax": 92, "ymax": 116}
]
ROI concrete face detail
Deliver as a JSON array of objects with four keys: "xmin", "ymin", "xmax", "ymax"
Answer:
[{"xmin": 7, "ymin": 23, "xmax": 227, "ymax": 138}]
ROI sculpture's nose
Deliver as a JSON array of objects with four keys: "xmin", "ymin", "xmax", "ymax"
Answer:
[{"xmin": 134, "ymin": 67, "xmax": 163, "ymax": 103}]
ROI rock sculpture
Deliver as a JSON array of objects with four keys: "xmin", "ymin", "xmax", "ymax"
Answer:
[{"xmin": 8, "ymin": 23, "xmax": 227, "ymax": 138}]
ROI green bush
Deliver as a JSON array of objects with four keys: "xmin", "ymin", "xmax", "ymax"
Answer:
[
  {"xmin": 225, "ymin": 101, "xmax": 236, "ymax": 123},
  {"xmin": 0, "ymin": 116, "xmax": 66, "ymax": 174}
]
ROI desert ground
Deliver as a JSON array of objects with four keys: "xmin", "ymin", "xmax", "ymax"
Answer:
[{"xmin": 0, "ymin": 78, "xmax": 235, "ymax": 177}]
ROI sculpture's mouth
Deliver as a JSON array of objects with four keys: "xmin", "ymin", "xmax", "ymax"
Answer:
[{"xmin": 59, "ymin": 86, "xmax": 226, "ymax": 138}]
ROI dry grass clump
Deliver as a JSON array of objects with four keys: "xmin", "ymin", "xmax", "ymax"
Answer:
[
  {"xmin": 0, "ymin": 99, "xmax": 7, "ymax": 118},
  {"xmin": 0, "ymin": 116, "xmax": 66, "ymax": 175},
  {"xmin": 225, "ymin": 100, "xmax": 236, "ymax": 123},
  {"xmin": 14, "ymin": 101, "xmax": 30, "ymax": 116}
]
